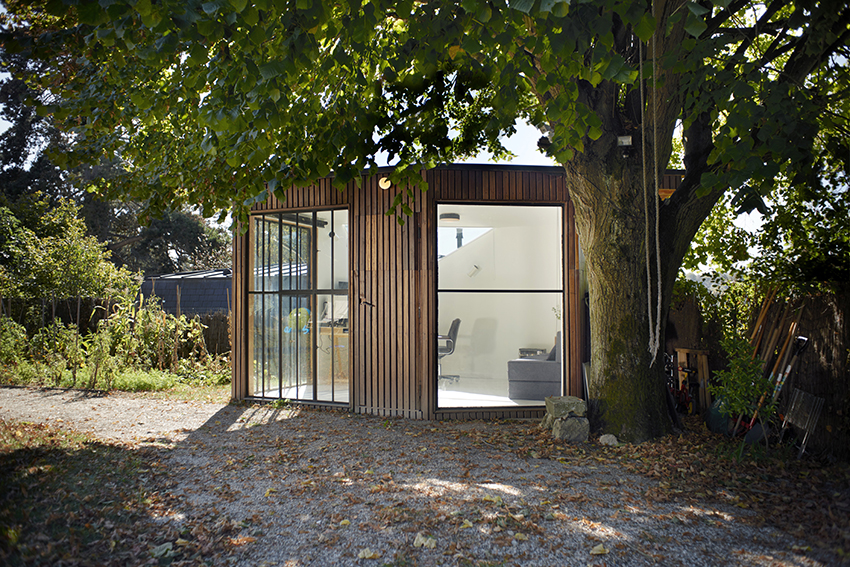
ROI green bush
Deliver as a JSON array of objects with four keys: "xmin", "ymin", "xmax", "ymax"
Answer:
[
  {"xmin": 174, "ymin": 355, "xmax": 231, "ymax": 386},
  {"xmin": 0, "ymin": 298, "xmax": 227, "ymax": 393},
  {"xmin": 708, "ymin": 334, "xmax": 775, "ymax": 430},
  {"xmin": 0, "ymin": 316, "xmax": 27, "ymax": 366}
]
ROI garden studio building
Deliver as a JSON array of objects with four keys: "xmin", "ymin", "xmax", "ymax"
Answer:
[{"xmin": 231, "ymin": 164, "xmax": 680, "ymax": 420}]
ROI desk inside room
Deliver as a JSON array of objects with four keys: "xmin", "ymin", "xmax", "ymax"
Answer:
[{"xmin": 317, "ymin": 325, "xmax": 349, "ymax": 391}]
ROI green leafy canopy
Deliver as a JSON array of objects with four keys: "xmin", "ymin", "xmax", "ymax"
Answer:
[{"xmin": 1, "ymin": 0, "xmax": 846, "ymax": 228}]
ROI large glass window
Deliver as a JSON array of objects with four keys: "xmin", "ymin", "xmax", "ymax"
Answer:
[
  {"xmin": 249, "ymin": 210, "xmax": 349, "ymax": 403},
  {"xmin": 437, "ymin": 205, "xmax": 563, "ymax": 408}
]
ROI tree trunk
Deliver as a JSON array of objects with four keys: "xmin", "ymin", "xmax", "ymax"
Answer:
[{"xmin": 566, "ymin": 162, "xmax": 673, "ymax": 442}]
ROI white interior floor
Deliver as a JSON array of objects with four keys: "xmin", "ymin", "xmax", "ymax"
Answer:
[
  {"xmin": 436, "ymin": 389, "xmax": 544, "ymax": 408},
  {"xmin": 254, "ymin": 376, "xmax": 548, "ymax": 408}
]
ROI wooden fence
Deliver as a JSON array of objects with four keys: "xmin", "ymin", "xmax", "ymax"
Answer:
[
  {"xmin": 763, "ymin": 293, "xmax": 849, "ymax": 460},
  {"xmin": 670, "ymin": 290, "xmax": 849, "ymax": 460}
]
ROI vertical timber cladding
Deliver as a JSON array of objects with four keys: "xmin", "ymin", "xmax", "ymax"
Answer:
[
  {"xmin": 231, "ymin": 222, "xmax": 250, "ymax": 401},
  {"xmin": 232, "ymin": 165, "xmax": 588, "ymax": 419},
  {"xmin": 351, "ymin": 173, "xmax": 427, "ymax": 418}
]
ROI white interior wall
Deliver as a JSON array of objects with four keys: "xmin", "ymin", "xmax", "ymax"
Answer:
[
  {"xmin": 316, "ymin": 211, "xmax": 350, "ymax": 321},
  {"xmin": 437, "ymin": 206, "xmax": 562, "ymax": 391}
]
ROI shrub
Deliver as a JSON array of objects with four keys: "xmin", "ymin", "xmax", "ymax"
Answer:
[
  {"xmin": 708, "ymin": 334, "xmax": 775, "ymax": 431},
  {"xmin": 0, "ymin": 316, "xmax": 26, "ymax": 366}
]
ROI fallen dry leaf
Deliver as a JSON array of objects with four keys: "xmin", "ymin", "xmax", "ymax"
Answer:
[
  {"xmin": 590, "ymin": 543, "xmax": 609, "ymax": 555},
  {"xmin": 358, "ymin": 547, "xmax": 381, "ymax": 559},
  {"xmin": 414, "ymin": 532, "xmax": 437, "ymax": 548}
]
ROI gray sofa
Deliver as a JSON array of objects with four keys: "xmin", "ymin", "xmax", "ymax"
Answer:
[{"xmin": 507, "ymin": 332, "xmax": 562, "ymax": 400}]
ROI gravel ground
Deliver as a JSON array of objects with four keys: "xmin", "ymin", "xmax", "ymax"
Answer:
[{"xmin": 0, "ymin": 386, "xmax": 836, "ymax": 566}]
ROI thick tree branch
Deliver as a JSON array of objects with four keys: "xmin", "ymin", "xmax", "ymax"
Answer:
[
  {"xmin": 106, "ymin": 235, "xmax": 144, "ymax": 250},
  {"xmin": 704, "ymin": 0, "xmax": 751, "ymax": 36},
  {"xmin": 782, "ymin": 12, "xmax": 850, "ymax": 86},
  {"xmin": 727, "ymin": 1, "xmax": 783, "ymax": 63}
]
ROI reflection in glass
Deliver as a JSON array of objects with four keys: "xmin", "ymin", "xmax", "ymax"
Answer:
[
  {"xmin": 437, "ymin": 205, "xmax": 563, "ymax": 408},
  {"xmin": 249, "ymin": 210, "xmax": 349, "ymax": 403}
]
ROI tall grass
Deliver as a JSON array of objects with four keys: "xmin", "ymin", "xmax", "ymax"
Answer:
[{"xmin": 0, "ymin": 297, "xmax": 230, "ymax": 395}]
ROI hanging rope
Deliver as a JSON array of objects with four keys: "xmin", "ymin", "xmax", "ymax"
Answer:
[
  {"xmin": 650, "ymin": 20, "xmax": 663, "ymax": 363},
  {"xmin": 640, "ymin": 7, "xmax": 663, "ymax": 366}
]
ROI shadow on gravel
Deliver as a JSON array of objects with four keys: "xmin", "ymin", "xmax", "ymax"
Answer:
[
  {"xmin": 3, "ymin": 393, "xmax": 848, "ymax": 566},
  {"xmin": 160, "ymin": 405, "xmax": 849, "ymax": 567},
  {"xmin": 0, "ymin": 420, "xmax": 156, "ymax": 565},
  {"xmin": 0, "ymin": 393, "xmax": 248, "ymax": 566},
  {"xmin": 2, "ymin": 385, "xmax": 109, "ymax": 400}
]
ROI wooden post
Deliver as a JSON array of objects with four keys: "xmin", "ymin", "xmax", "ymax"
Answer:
[{"xmin": 697, "ymin": 353, "xmax": 711, "ymax": 410}]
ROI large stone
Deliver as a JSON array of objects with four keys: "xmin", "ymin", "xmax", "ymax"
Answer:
[
  {"xmin": 545, "ymin": 396, "xmax": 587, "ymax": 419},
  {"xmin": 552, "ymin": 417, "xmax": 590, "ymax": 443},
  {"xmin": 599, "ymin": 434, "xmax": 618, "ymax": 446},
  {"xmin": 540, "ymin": 413, "xmax": 555, "ymax": 430}
]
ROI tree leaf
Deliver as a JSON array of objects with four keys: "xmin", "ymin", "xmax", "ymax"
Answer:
[
  {"xmin": 540, "ymin": 0, "xmax": 562, "ymax": 13},
  {"xmin": 78, "ymin": 3, "xmax": 107, "ymax": 25},
  {"xmin": 510, "ymin": 0, "xmax": 535, "ymax": 14},
  {"xmin": 634, "ymin": 14, "xmax": 656, "ymax": 42},
  {"xmin": 259, "ymin": 61, "xmax": 287, "ymax": 81},
  {"xmin": 134, "ymin": 0, "xmax": 152, "ymax": 16},
  {"xmin": 686, "ymin": 1, "xmax": 711, "ymax": 16},
  {"xmin": 684, "ymin": 12, "xmax": 708, "ymax": 37},
  {"xmin": 413, "ymin": 532, "xmax": 436, "ymax": 548},
  {"xmin": 202, "ymin": 1, "xmax": 226, "ymax": 15},
  {"xmin": 357, "ymin": 548, "xmax": 380, "ymax": 559}
]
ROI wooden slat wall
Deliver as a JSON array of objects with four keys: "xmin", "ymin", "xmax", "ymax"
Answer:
[
  {"xmin": 231, "ymin": 220, "xmax": 250, "ymax": 401},
  {"xmin": 251, "ymin": 177, "xmax": 349, "ymax": 212},
  {"xmin": 351, "ymin": 175, "xmax": 426, "ymax": 418},
  {"xmin": 233, "ymin": 165, "xmax": 603, "ymax": 419}
]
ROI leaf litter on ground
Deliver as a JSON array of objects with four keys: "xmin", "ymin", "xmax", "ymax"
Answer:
[{"xmin": 2, "ymin": 390, "xmax": 849, "ymax": 566}]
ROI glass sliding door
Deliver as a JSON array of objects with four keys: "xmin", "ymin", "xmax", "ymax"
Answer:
[
  {"xmin": 436, "ymin": 205, "xmax": 563, "ymax": 408},
  {"xmin": 249, "ymin": 209, "xmax": 349, "ymax": 403}
]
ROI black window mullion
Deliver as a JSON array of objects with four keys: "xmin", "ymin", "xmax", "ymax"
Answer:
[
  {"xmin": 261, "ymin": 218, "xmax": 267, "ymax": 397},
  {"xmin": 311, "ymin": 212, "xmax": 318, "ymax": 402},
  {"xmin": 297, "ymin": 216, "xmax": 303, "ymax": 399},
  {"xmin": 277, "ymin": 214, "xmax": 283, "ymax": 400},
  {"xmin": 330, "ymin": 210, "xmax": 335, "ymax": 402}
]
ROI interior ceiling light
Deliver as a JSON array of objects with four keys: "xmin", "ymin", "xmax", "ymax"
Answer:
[{"xmin": 439, "ymin": 212, "xmax": 460, "ymax": 223}]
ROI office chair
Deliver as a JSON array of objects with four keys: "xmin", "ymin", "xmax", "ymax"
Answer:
[{"xmin": 437, "ymin": 318, "xmax": 461, "ymax": 382}]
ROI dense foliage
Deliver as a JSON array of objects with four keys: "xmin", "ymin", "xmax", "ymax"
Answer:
[
  {"xmin": 0, "ymin": 296, "xmax": 230, "ymax": 392},
  {"xmin": 0, "ymin": 48, "xmax": 232, "ymax": 276},
  {"xmin": 0, "ymin": 197, "xmax": 136, "ymax": 312}
]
